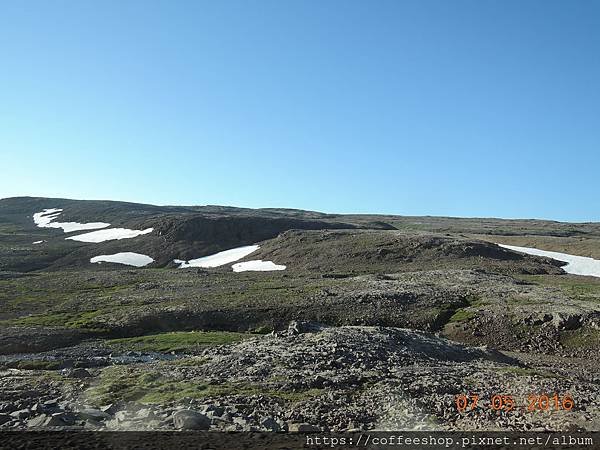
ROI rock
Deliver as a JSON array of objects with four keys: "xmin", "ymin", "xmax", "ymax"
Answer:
[
  {"xmin": 0, "ymin": 414, "xmax": 12, "ymax": 426},
  {"xmin": 288, "ymin": 422, "xmax": 320, "ymax": 432},
  {"xmin": 201, "ymin": 404, "xmax": 225, "ymax": 417},
  {"xmin": 27, "ymin": 415, "xmax": 49, "ymax": 428},
  {"xmin": 43, "ymin": 399, "xmax": 59, "ymax": 408},
  {"xmin": 77, "ymin": 408, "xmax": 111, "ymax": 421},
  {"xmin": 287, "ymin": 320, "xmax": 326, "ymax": 336},
  {"xmin": 233, "ymin": 416, "xmax": 251, "ymax": 431},
  {"xmin": 260, "ymin": 416, "xmax": 280, "ymax": 431},
  {"xmin": 51, "ymin": 412, "xmax": 75, "ymax": 426},
  {"xmin": 172, "ymin": 410, "xmax": 211, "ymax": 430},
  {"xmin": 64, "ymin": 368, "xmax": 92, "ymax": 378},
  {"xmin": 0, "ymin": 403, "xmax": 15, "ymax": 413},
  {"xmin": 50, "ymin": 415, "xmax": 69, "ymax": 427},
  {"xmin": 100, "ymin": 404, "xmax": 117, "ymax": 414},
  {"xmin": 84, "ymin": 419, "xmax": 103, "ymax": 429},
  {"xmin": 135, "ymin": 408, "xmax": 156, "ymax": 419},
  {"xmin": 26, "ymin": 414, "xmax": 69, "ymax": 427},
  {"xmin": 10, "ymin": 409, "xmax": 30, "ymax": 419},
  {"xmin": 114, "ymin": 411, "xmax": 128, "ymax": 422}
]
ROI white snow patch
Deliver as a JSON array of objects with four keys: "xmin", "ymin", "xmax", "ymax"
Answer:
[
  {"xmin": 498, "ymin": 244, "xmax": 600, "ymax": 278},
  {"xmin": 232, "ymin": 260, "xmax": 286, "ymax": 272},
  {"xmin": 90, "ymin": 252, "xmax": 154, "ymax": 267},
  {"xmin": 66, "ymin": 228, "xmax": 154, "ymax": 243},
  {"xmin": 176, "ymin": 245, "xmax": 260, "ymax": 269},
  {"xmin": 32, "ymin": 240, "xmax": 45, "ymax": 245},
  {"xmin": 33, "ymin": 209, "xmax": 110, "ymax": 233}
]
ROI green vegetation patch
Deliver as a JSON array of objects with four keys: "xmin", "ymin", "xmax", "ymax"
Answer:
[
  {"xmin": 448, "ymin": 309, "xmax": 476, "ymax": 323},
  {"xmin": 107, "ymin": 331, "xmax": 253, "ymax": 353},
  {"xmin": 6, "ymin": 310, "xmax": 106, "ymax": 331},
  {"xmin": 560, "ymin": 328, "xmax": 600, "ymax": 349},
  {"xmin": 87, "ymin": 365, "xmax": 323, "ymax": 405},
  {"xmin": 447, "ymin": 295, "xmax": 484, "ymax": 323},
  {"xmin": 3, "ymin": 360, "xmax": 62, "ymax": 370},
  {"xmin": 520, "ymin": 275, "xmax": 600, "ymax": 304}
]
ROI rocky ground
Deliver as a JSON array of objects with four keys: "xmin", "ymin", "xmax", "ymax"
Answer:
[
  {"xmin": 0, "ymin": 322, "xmax": 598, "ymax": 432},
  {"xmin": 0, "ymin": 197, "xmax": 599, "ymax": 434}
]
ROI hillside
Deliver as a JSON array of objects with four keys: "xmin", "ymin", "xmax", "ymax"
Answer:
[{"xmin": 0, "ymin": 196, "xmax": 599, "ymax": 433}]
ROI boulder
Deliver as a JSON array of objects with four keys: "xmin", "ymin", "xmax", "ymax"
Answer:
[
  {"xmin": 9, "ymin": 409, "xmax": 30, "ymax": 419},
  {"xmin": 260, "ymin": 416, "xmax": 281, "ymax": 431},
  {"xmin": 552, "ymin": 313, "xmax": 581, "ymax": 330},
  {"xmin": 200, "ymin": 404, "xmax": 225, "ymax": 417},
  {"xmin": 287, "ymin": 320, "xmax": 326, "ymax": 336},
  {"xmin": 27, "ymin": 415, "xmax": 49, "ymax": 428},
  {"xmin": 26, "ymin": 414, "xmax": 70, "ymax": 427},
  {"xmin": 172, "ymin": 410, "xmax": 211, "ymax": 430},
  {"xmin": 100, "ymin": 404, "xmax": 117, "ymax": 414},
  {"xmin": 77, "ymin": 408, "xmax": 111, "ymax": 421},
  {"xmin": 232, "ymin": 416, "xmax": 251, "ymax": 431},
  {"xmin": 64, "ymin": 368, "xmax": 93, "ymax": 379}
]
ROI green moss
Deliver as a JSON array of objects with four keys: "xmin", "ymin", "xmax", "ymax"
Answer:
[
  {"xmin": 560, "ymin": 328, "xmax": 600, "ymax": 349},
  {"xmin": 448, "ymin": 309, "xmax": 476, "ymax": 322},
  {"xmin": 7, "ymin": 310, "xmax": 106, "ymax": 331},
  {"xmin": 519, "ymin": 275, "xmax": 600, "ymax": 304},
  {"xmin": 8, "ymin": 360, "xmax": 62, "ymax": 370},
  {"xmin": 87, "ymin": 365, "xmax": 323, "ymax": 405},
  {"xmin": 107, "ymin": 331, "xmax": 253, "ymax": 353}
]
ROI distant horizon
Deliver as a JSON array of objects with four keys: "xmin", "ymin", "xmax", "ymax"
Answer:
[
  {"xmin": 2, "ymin": 193, "xmax": 597, "ymax": 224},
  {"xmin": 2, "ymin": 1, "xmax": 599, "ymax": 223}
]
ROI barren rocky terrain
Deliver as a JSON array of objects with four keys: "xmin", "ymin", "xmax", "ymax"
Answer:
[{"xmin": 0, "ymin": 197, "xmax": 599, "ymax": 433}]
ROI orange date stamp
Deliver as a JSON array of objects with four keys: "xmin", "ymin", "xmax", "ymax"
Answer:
[{"xmin": 455, "ymin": 393, "xmax": 575, "ymax": 412}]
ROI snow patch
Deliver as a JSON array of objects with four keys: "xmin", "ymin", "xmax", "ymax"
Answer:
[
  {"xmin": 498, "ymin": 244, "xmax": 600, "ymax": 278},
  {"xmin": 176, "ymin": 245, "xmax": 260, "ymax": 269},
  {"xmin": 33, "ymin": 209, "xmax": 110, "ymax": 233},
  {"xmin": 67, "ymin": 227, "xmax": 154, "ymax": 243},
  {"xmin": 232, "ymin": 260, "xmax": 286, "ymax": 272},
  {"xmin": 90, "ymin": 252, "xmax": 154, "ymax": 267}
]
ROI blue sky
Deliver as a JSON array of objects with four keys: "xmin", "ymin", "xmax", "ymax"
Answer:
[{"xmin": 1, "ymin": 1, "xmax": 598, "ymax": 221}]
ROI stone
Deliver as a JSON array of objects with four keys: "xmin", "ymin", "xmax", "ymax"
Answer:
[
  {"xmin": 42, "ymin": 399, "xmax": 59, "ymax": 408},
  {"xmin": 65, "ymin": 368, "xmax": 93, "ymax": 379},
  {"xmin": 552, "ymin": 313, "xmax": 581, "ymax": 330},
  {"xmin": 10, "ymin": 409, "xmax": 30, "ymax": 419},
  {"xmin": 288, "ymin": 422, "xmax": 320, "ymax": 432},
  {"xmin": 135, "ymin": 408, "xmax": 156, "ymax": 419},
  {"xmin": 100, "ymin": 404, "xmax": 117, "ymax": 414},
  {"xmin": 201, "ymin": 404, "xmax": 225, "ymax": 417},
  {"xmin": 49, "ymin": 413, "xmax": 74, "ymax": 426},
  {"xmin": 260, "ymin": 416, "xmax": 280, "ymax": 431},
  {"xmin": 77, "ymin": 408, "xmax": 111, "ymax": 421},
  {"xmin": 26, "ymin": 414, "xmax": 69, "ymax": 427},
  {"xmin": 287, "ymin": 320, "xmax": 325, "ymax": 336},
  {"xmin": 0, "ymin": 414, "xmax": 12, "ymax": 426},
  {"xmin": 172, "ymin": 410, "xmax": 211, "ymax": 430},
  {"xmin": 233, "ymin": 416, "xmax": 251, "ymax": 430},
  {"xmin": 27, "ymin": 415, "xmax": 49, "ymax": 428},
  {"xmin": 84, "ymin": 419, "xmax": 103, "ymax": 429}
]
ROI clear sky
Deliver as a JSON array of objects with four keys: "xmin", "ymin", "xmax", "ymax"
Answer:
[{"xmin": 1, "ymin": 1, "xmax": 599, "ymax": 221}]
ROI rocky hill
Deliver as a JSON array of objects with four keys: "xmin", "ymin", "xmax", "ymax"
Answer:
[{"xmin": 0, "ymin": 196, "xmax": 599, "ymax": 433}]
